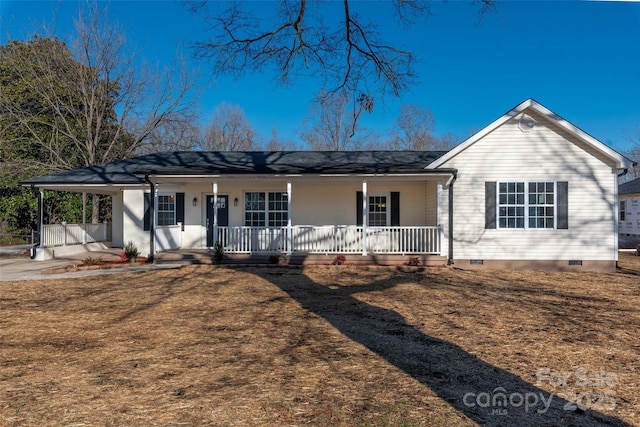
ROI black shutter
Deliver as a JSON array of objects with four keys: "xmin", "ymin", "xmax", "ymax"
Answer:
[
  {"xmin": 143, "ymin": 192, "xmax": 151, "ymax": 231},
  {"xmin": 485, "ymin": 182, "xmax": 496, "ymax": 229},
  {"xmin": 557, "ymin": 181, "xmax": 568, "ymax": 229},
  {"xmin": 356, "ymin": 191, "xmax": 363, "ymax": 226},
  {"xmin": 176, "ymin": 192, "xmax": 185, "ymax": 230},
  {"xmin": 390, "ymin": 192, "xmax": 400, "ymax": 226}
]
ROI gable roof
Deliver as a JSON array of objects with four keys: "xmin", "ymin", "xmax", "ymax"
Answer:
[
  {"xmin": 620, "ymin": 177, "xmax": 640, "ymax": 196},
  {"xmin": 21, "ymin": 151, "xmax": 450, "ymax": 186},
  {"xmin": 426, "ymin": 98, "xmax": 635, "ymax": 170}
]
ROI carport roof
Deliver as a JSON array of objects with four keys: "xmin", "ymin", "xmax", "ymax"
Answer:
[{"xmin": 21, "ymin": 150, "xmax": 450, "ymax": 186}]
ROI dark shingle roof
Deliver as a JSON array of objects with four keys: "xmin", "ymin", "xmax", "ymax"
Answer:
[
  {"xmin": 21, "ymin": 151, "xmax": 450, "ymax": 186},
  {"xmin": 620, "ymin": 177, "xmax": 640, "ymax": 195}
]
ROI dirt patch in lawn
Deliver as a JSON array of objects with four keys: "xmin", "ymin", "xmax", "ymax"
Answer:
[{"xmin": 0, "ymin": 256, "xmax": 639, "ymax": 426}]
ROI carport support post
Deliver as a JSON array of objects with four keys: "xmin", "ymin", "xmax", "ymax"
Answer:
[
  {"xmin": 38, "ymin": 189, "xmax": 44, "ymax": 248},
  {"xmin": 82, "ymin": 192, "xmax": 87, "ymax": 244},
  {"xmin": 286, "ymin": 182, "xmax": 292, "ymax": 254},
  {"xmin": 213, "ymin": 182, "xmax": 218, "ymax": 246},
  {"xmin": 362, "ymin": 180, "xmax": 368, "ymax": 256}
]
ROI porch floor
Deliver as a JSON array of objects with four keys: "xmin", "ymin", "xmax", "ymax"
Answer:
[{"xmin": 154, "ymin": 249, "xmax": 448, "ymax": 266}]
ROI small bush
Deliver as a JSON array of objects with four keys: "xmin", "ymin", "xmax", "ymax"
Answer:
[
  {"xmin": 278, "ymin": 254, "xmax": 289, "ymax": 265},
  {"xmin": 408, "ymin": 257, "xmax": 420, "ymax": 266},
  {"xmin": 332, "ymin": 254, "xmax": 346, "ymax": 265},
  {"xmin": 213, "ymin": 242, "xmax": 224, "ymax": 264},
  {"xmin": 124, "ymin": 240, "xmax": 140, "ymax": 262},
  {"xmin": 81, "ymin": 256, "xmax": 104, "ymax": 266},
  {"xmin": 268, "ymin": 255, "xmax": 280, "ymax": 264}
]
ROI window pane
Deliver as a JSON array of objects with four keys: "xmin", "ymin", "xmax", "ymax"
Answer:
[
  {"xmin": 368, "ymin": 196, "xmax": 387, "ymax": 226},
  {"xmin": 528, "ymin": 182, "xmax": 555, "ymax": 229},
  {"xmin": 157, "ymin": 194, "xmax": 175, "ymax": 226},
  {"xmin": 498, "ymin": 182, "xmax": 525, "ymax": 228}
]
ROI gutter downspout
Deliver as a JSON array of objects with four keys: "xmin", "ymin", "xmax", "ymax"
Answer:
[
  {"xmin": 144, "ymin": 174, "xmax": 155, "ymax": 263},
  {"xmin": 446, "ymin": 172, "xmax": 457, "ymax": 266}
]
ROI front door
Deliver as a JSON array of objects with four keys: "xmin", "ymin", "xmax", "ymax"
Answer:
[{"xmin": 206, "ymin": 195, "xmax": 229, "ymax": 247}]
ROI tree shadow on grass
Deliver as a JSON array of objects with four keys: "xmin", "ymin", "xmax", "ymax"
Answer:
[{"xmin": 255, "ymin": 268, "xmax": 630, "ymax": 427}]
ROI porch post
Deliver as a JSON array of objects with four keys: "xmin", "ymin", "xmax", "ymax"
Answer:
[
  {"xmin": 448, "ymin": 175, "xmax": 456, "ymax": 265},
  {"xmin": 213, "ymin": 182, "xmax": 218, "ymax": 245},
  {"xmin": 437, "ymin": 182, "xmax": 446, "ymax": 257},
  {"xmin": 286, "ymin": 181, "xmax": 292, "ymax": 254},
  {"xmin": 362, "ymin": 180, "xmax": 368, "ymax": 256},
  {"xmin": 144, "ymin": 175, "xmax": 156, "ymax": 262},
  {"xmin": 38, "ymin": 189, "xmax": 44, "ymax": 248},
  {"xmin": 82, "ymin": 192, "xmax": 87, "ymax": 244}
]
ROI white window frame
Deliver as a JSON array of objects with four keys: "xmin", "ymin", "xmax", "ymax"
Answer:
[
  {"xmin": 267, "ymin": 191, "xmax": 289, "ymax": 227},
  {"xmin": 620, "ymin": 200, "xmax": 626, "ymax": 222},
  {"xmin": 368, "ymin": 192, "xmax": 390, "ymax": 227},
  {"xmin": 497, "ymin": 182, "xmax": 557, "ymax": 230},
  {"xmin": 243, "ymin": 191, "xmax": 289, "ymax": 227},
  {"xmin": 157, "ymin": 193, "xmax": 176, "ymax": 227}
]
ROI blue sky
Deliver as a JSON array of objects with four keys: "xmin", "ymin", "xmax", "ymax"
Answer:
[{"xmin": 2, "ymin": 0, "xmax": 640, "ymax": 152}]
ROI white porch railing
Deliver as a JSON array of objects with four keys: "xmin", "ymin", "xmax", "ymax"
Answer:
[
  {"xmin": 217, "ymin": 225, "xmax": 442, "ymax": 255},
  {"xmin": 41, "ymin": 223, "xmax": 107, "ymax": 248}
]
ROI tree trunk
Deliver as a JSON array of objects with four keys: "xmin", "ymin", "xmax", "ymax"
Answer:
[{"xmin": 92, "ymin": 194, "xmax": 100, "ymax": 224}]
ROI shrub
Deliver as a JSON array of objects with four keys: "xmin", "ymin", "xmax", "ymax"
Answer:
[
  {"xmin": 408, "ymin": 257, "xmax": 420, "ymax": 266},
  {"xmin": 81, "ymin": 256, "xmax": 103, "ymax": 266},
  {"xmin": 124, "ymin": 240, "xmax": 140, "ymax": 262},
  {"xmin": 213, "ymin": 241, "xmax": 224, "ymax": 264},
  {"xmin": 268, "ymin": 255, "xmax": 280, "ymax": 264},
  {"xmin": 332, "ymin": 254, "xmax": 346, "ymax": 265}
]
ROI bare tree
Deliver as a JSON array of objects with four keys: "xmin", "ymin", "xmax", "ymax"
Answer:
[
  {"xmin": 190, "ymin": 0, "xmax": 496, "ymax": 123},
  {"xmin": 0, "ymin": 2, "xmax": 196, "ymax": 220},
  {"xmin": 137, "ymin": 112, "xmax": 202, "ymax": 154},
  {"xmin": 387, "ymin": 104, "xmax": 458, "ymax": 151},
  {"xmin": 265, "ymin": 128, "xmax": 298, "ymax": 151},
  {"xmin": 202, "ymin": 103, "xmax": 257, "ymax": 151},
  {"xmin": 624, "ymin": 129, "xmax": 640, "ymax": 180},
  {"xmin": 298, "ymin": 90, "xmax": 364, "ymax": 151}
]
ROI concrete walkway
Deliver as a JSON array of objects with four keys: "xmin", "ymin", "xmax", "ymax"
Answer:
[{"xmin": 0, "ymin": 249, "xmax": 188, "ymax": 282}]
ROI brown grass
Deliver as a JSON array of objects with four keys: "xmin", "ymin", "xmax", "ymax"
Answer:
[{"xmin": 1, "ymin": 254, "xmax": 639, "ymax": 426}]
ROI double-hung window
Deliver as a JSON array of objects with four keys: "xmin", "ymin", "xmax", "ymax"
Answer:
[
  {"xmin": 620, "ymin": 201, "xmax": 626, "ymax": 222},
  {"xmin": 244, "ymin": 191, "xmax": 288, "ymax": 227},
  {"xmin": 368, "ymin": 195, "xmax": 388, "ymax": 226},
  {"xmin": 157, "ymin": 194, "xmax": 176, "ymax": 226},
  {"xmin": 498, "ymin": 182, "xmax": 556, "ymax": 229}
]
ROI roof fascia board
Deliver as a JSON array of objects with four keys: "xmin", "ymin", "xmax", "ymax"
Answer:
[
  {"xmin": 426, "ymin": 99, "xmax": 634, "ymax": 170},
  {"xmin": 530, "ymin": 101, "xmax": 634, "ymax": 169},
  {"xmin": 143, "ymin": 171, "xmax": 457, "ymax": 180},
  {"xmin": 426, "ymin": 99, "xmax": 534, "ymax": 169}
]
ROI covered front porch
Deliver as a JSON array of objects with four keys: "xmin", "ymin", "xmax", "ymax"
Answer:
[{"xmin": 146, "ymin": 173, "xmax": 453, "ymax": 259}]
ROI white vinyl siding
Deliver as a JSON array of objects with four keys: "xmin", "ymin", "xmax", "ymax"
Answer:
[{"xmin": 438, "ymin": 108, "xmax": 618, "ymax": 261}]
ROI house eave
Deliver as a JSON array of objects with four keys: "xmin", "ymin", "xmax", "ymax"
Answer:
[{"xmin": 139, "ymin": 170, "xmax": 458, "ymax": 182}]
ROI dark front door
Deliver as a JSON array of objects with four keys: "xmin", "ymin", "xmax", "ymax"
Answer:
[{"xmin": 206, "ymin": 195, "xmax": 229, "ymax": 247}]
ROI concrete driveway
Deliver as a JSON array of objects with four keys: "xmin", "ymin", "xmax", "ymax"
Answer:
[{"xmin": 0, "ymin": 249, "xmax": 184, "ymax": 281}]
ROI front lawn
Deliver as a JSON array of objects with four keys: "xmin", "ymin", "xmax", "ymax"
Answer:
[{"xmin": 1, "ymin": 255, "xmax": 638, "ymax": 426}]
